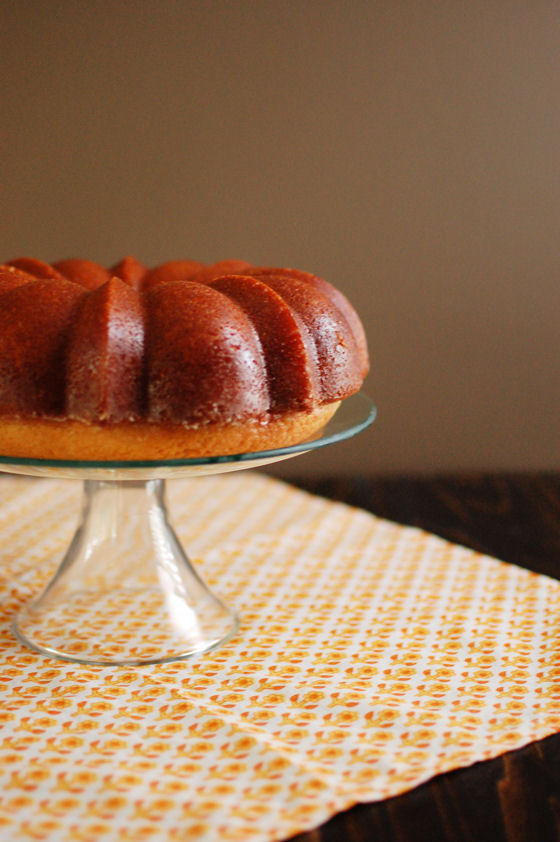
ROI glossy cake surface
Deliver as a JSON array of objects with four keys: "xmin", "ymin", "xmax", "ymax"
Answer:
[{"xmin": 0, "ymin": 257, "xmax": 368, "ymax": 459}]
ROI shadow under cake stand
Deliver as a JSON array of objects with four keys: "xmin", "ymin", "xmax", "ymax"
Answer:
[{"xmin": 0, "ymin": 393, "xmax": 376, "ymax": 666}]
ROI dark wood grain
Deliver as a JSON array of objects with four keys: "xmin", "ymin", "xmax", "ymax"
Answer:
[{"xmin": 281, "ymin": 473, "xmax": 560, "ymax": 842}]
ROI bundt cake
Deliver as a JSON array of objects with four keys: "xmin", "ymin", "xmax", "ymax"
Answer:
[{"xmin": 0, "ymin": 256, "xmax": 369, "ymax": 460}]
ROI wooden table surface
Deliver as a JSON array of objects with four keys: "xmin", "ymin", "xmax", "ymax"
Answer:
[{"xmin": 284, "ymin": 473, "xmax": 560, "ymax": 842}]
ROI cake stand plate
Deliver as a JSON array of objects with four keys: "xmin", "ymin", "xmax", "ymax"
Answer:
[{"xmin": 0, "ymin": 393, "xmax": 376, "ymax": 666}]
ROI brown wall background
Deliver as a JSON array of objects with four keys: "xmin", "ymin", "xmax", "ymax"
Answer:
[{"xmin": 2, "ymin": 1, "xmax": 559, "ymax": 476}]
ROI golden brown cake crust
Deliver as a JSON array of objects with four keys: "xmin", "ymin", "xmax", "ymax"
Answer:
[
  {"xmin": 0, "ymin": 403, "xmax": 340, "ymax": 461},
  {"xmin": 0, "ymin": 254, "xmax": 368, "ymax": 461}
]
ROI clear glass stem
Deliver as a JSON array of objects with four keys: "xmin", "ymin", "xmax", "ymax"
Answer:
[{"xmin": 13, "ymin": 479, "xmax": 239, "ymax": 665}]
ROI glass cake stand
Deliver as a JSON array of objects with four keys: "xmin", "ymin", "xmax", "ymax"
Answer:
[{"xmin": 0, "ymin": 393, "xmax": 376, "ymax": 666}]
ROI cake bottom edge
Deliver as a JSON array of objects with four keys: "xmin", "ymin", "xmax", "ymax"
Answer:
[{"xmin": 0, "ymin": 403, "xmax": 341, "ymax": 461}]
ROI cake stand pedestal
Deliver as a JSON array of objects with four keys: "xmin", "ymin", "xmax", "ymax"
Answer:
[
  {"xmin": 14, "ymin": 478, "xmax": 238, "ymax": 665},
  {"xmin": 0, "ymin": 393, "xmax": 376, "ymax": 666}
]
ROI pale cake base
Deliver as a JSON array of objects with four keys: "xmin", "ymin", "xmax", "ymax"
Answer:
[{"xmin": 0, "ymin": 403, "xmax": 341, "ymax": 461}]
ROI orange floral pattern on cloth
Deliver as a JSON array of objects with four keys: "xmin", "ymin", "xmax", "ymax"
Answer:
[{"xmin": 0, "ymin": 472, "xmax": 559, "ymax": 841}]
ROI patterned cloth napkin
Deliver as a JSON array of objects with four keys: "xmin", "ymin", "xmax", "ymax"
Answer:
[{"xmin": 0, "ymin": 471, "xmax": 559, "ymax": 842}]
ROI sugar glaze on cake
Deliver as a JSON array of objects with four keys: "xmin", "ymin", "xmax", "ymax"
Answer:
[{"xmin": 0, "ymin": 257, "xmax": 369, "ymax": 460}]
